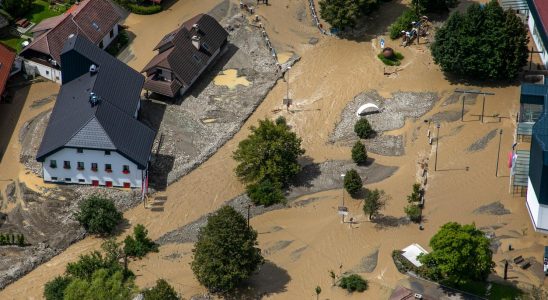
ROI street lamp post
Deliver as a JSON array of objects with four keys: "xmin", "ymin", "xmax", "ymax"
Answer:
[
  {"xmin": 435, "ymin": 123, "xmax": 440, "ymax": 171},
  {"xmin": 496, "ymin": 129, "xmax": 503, "ymax": 177},
  {"xmin": 286, "ymin": 66, "xmax": 291, "ymax": 101},
  {"xmin": 340, "ymin": 173, "xmax": 345, "ymax": 223}
]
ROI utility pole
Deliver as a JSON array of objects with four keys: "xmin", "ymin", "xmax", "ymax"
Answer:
[
  {"xmin": 340, "ymin": 173, "xmax": 346, "ymax": 223},
  {"xmin": 496, "ymin": 129, "xmax": 503, "ymax": 177},
  {"xmin": 529, "ymin": 47, "xmax": 543, "ymax": 71},
  {"xmin": 284, "ymin": 66, "xmax": 292, "ymax": 111},
  {"xmin": 435, "ymin": 123, "xmax": 440, "ymax": 171},
  {"xmin": 454, "ymin": 89, "xmax": 495, "ymax": 123},
  {"xmin": 247, "ymin": 204, "xmax": 251, "ymax": 229}
]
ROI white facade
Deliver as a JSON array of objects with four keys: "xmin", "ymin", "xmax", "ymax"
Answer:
[
  {"xmin": 528, "ymin": 15, "xmax": 548, "ymax": 68},
  {"xmin": 526, "ymin": 178, "xmax": 548, "ymax": 233},
  {"xmin": 24, "ymin": 59, "xmax": 62, "ymax": 83},
  {"xmin": 42, "ymin": 147, "xmax": 145, "ymax": 188},
  {"xmin": 24, "ymin": 24, "xmax": 119, "ymax": 83}
]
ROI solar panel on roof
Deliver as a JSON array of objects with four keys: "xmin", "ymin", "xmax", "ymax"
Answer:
[{"xmin": 92, "ymin": 22, "xmax": 99, "ymax": 30}]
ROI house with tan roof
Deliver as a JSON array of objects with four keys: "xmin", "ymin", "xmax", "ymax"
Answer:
[
  {"xmin": 20, "ymin": 0, "xmax": 122, "ymax": 83},
  {"xmin": 142, "ymin": 14, "xmax": 228, "ymax": 98}
]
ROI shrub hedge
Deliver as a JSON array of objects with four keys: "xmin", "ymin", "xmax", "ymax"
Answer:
[{"xmin": 128, "ymin": 4, "xmax": 162, "ymax": 15}]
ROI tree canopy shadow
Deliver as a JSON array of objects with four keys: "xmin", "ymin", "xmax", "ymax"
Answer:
[
  {"xmin": 149, "ymin": 154, "xmax": 175, "ymax": 191},
  {"xmin": 290, "ymin": 156, "xmax": 321, "ymax": 189},
  {"xmin": 372, "ymin": 214, "xmax": 410, "ymax": 230},
  {"xmin": 229, "ymin": 261, "xmax": 291, "ymax": 299}
]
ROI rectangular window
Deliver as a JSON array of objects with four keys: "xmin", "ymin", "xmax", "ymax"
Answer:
[
  {"xmin": 63, "ymin": 161, "xmax": 71, "ymax": 169},
  {"xmin": 192, "ymin": 54, "xmax": 201, "ymax": 63},
  {"xmin": 122, "ymin": 165, "xmax": 130, "ymax": 174},
  {"xmin": 65, "ymin": 178, "xmax": 71, "ymax": 182},
  {"xmin": 77, "ymin": 148, "xmax": 83, "ymax": 153},
  {"xmin": 92, "ymin": 180, "xmax": 99, "ymax": 186},
  {"xmin": 91, "ymin": 163, "xmax": 98, "ymax": 171},
  {"xmin": 202, "ymin": 42, "xmax": 210, "ymax": 51},
  {"xmin": 106, "ymin": 181, "xmax": 113, "ymax": 187},
  {"xmin": 46, "ymin": 70, "xmax": 49, "ymax": 75},
  {"xmin": 51, "ymin": 177, "xmax": 58, "ymax": 181},
  {"xmin": 77, "ymin": 162, "xmax": 84, "ymax": 170},
  {"xmin": 110, "ymin": 29, "xmax": 114, "ymax": 38},
  {"xmin": 50, "ymin": 160, "xmax": 57, "ymax": 168},
  {"xmin": 105, "ymin": 164, "xmax": 112, "ymax": 172},
  {"xmin": 105, "ymin": 150, "xmax": 111, "ymax": 155},
  {"xmin": 123, "ymin": 182, "xmax": 131, "ymax": 188},
  {"xmin": 78, "ymin": 179, "xmax": 85, "ymax": 183}
]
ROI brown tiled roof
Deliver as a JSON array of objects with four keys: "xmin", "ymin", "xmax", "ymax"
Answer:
[
  {"xmin": 142, "ymin": 14, "xmax": 228, "ymax": 96},
  {"xmin": 0, "ymin": 44, "xmax": 16, "ymax": 96},
  {"xmin": 21, "ymin": 0, "xmax": 121, "ymax": 65}
]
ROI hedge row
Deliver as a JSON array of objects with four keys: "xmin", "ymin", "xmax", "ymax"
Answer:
[{"xmin": 128, "ymin": 4, "xmax": 162, "ymax": 15}]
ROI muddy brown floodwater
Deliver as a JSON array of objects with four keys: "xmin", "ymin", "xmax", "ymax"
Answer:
[{"xmin": 1, "ymin": 0, "xmax": 547, "ymax": 299}]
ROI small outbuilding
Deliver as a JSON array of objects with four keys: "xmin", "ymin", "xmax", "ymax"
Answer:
[{"xmin": 401, "ymin": 243, "xmax": 429, "ymax": 267}]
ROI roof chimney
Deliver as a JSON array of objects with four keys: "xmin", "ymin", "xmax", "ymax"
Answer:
[
  {"xmin": 89, "ymin": 92, "xmax": 100, "ymax": 107},
  {"xmin": 191, "ymin": 35, "xmax": 200, "ymax": 50},
  {"xmin": 192, "ymin": 23, "xmax": 199, "ymax": 31},
  {"xmin": 89, "ymin": 64, "xmax": 97, "ymax": 74}
]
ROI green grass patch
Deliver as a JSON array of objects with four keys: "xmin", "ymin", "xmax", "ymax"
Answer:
[
  {"xmin": 0, "ymin": 36, "xmax": 25, "ymax": 53},
  {"xmin": 25, "ymin": 0, "xmax": 68, "ymax": 24},
  {"xmin": 377, "ymin": 52, "xmax": 404, "ymax": 66},
  {"xmin": 452, "ymin": 281, "xmax": 524, "ymax": 300}
]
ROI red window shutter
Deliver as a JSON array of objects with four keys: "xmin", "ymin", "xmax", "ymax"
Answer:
[
  {"xmin": 123, "ymin": 182, "xmax": 131, "ymax": 188},
  {"xmin": 106, "ymin": 181, "xmax": 113, "ymax": 187},
  {"xmin": 92, "ymin": 180, "xmax": 99, "ymax": 186}
]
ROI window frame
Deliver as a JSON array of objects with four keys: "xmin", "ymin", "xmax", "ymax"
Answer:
[
  {"xmin": 50, "ymin": 160, "xmax": 57, "ymax": 168},
  {"xmin": 63, "ymin": 161, "xmax": 71, "ymax": 169},
  {"xmin": 77, "ymin": 162, "xmax": 85, "ymax": 170},
  {"xmin": 105, "ymin": 164, "xmax": 112, "ymax": 172}
]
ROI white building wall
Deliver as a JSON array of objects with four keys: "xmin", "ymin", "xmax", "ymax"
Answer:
[
  {"xmin": 526, "ymin": 178, "xmax": 548, "ymax": 232},
  {"xmin": 42, "ymin": 148, "xmax": 144, "ymax": 188},
  {"xmin": 528, "ymin": 15, "xmax": 548, "ymax": 68},
  {"xmin": 101, "ymin": 24, "xmax": 119, "ymax": 49},
  {"xmin": 24, "ymin": 59, "xmax": 62, "ymax": 83}
]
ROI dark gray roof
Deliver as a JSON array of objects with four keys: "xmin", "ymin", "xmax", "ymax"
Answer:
[
  {"xmin": 142, "ymin": 14, "xmax": 228, "ymax": 92},
  {"xmin": 36, "ymin": 35, "xmax": 156, "ymax": 169}
]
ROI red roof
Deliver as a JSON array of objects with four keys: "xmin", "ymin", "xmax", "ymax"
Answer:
[
  {"xmin": 0, "ymin": 44, "xmax": 16, "ymax": 95},
  {"xmin": 532, "ymin": 0, "xmax": 548, "ymax": 35}
]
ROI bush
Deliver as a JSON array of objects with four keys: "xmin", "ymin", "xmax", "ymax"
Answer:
[
  {"xmin": 338, "ymin": 274, "xmax": 368, "ymax": 292},
  {"xmin": 143, "ymin": 279, "xmax": 179, "ymax": 300},
  {"xmin": 123, "ymin": 224, "xmax": 159, "ymax": 259},
  {"xmin": 351, "ymin": 141, "xmax": 368, "ymax": 164},
  {"xmin": 106, "ymin": 30, "xmax": 129, "ymax": 56},
  {"xmin": 354, "ymin": 118, "xmax": 374, "ymax": 139},
  {"xmin": 412, "ymin": 0, "xmax": 458, "ymax": 13},
  {"xmin": 191, "ymin": 206, "xmax": 264, "ymax": 293},
  {"xmin": 377, "ymin": 52, "xmax": 404, "ymax": 66},
  {"xmin": 407, "ymin": 183, "xmax": 423, "ymax": 203},
  {"xmin": 63, "ymin": 269, "xmax": 137, "ymax": 300},
  {"xmin": 404, "ymin": 204, "xmax": 421, "ymax": 222},
  {"xmin": 363, "ymin": 188, "xmax": 387, "ymax": 220},
  {"xmin": 128, "ymin": 3, "xmax": 162, "ymax": 15},
  {"xmin": 344, "ymin": 169, "xmax": 362, "ymax": 197},
  {"xmin": 44, "ymin": 276, "xmax": 72, "ymax": 300},
  {"xmin": 75, "ymin": 195, "xmax": 122, "ymax": 235},
  {"xmin": 389, "ymin": 9, "xmax": 420, "ymax": 40},
  {"xmin": 246, "ymin": 179, "xmax": 286, "ymax": 206},
  {"xmin": 431, "ymin": 1, "xmax": 529, "ymax": 80},
  {"xmin": 319, "ymin": 0, "xmax": 380, "ymax": 30}
]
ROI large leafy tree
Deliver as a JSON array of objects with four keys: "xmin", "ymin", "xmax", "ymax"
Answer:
[
  {"xmin": 124, "ymin": 224, "xmax": 159, "ymax": 259},
  {"xmin": 362, "ymin": 189, "xmax": 387, "ymax": 220},
  {"xmin": 431, "ymin": 1, "xmax": 528, "ymax": 80},
  {"xmin": 191, "ymin": 206, "xmax": 264, "ymax": 293},
  {"xmin": 319, "ymin": 0, "xmax": 379, "ymax": 30},
  {"xmin": 143, "ymin": 279, "xmax": 179, "ymax": 300},
  {"xmin": 63, "ymin": 269, "xmax": 137, "ymax": 300},
  {"xmin": 1, "ymin": 0, "xmax": 32, "ymax": 19},
  {"xmin": 75, "ymin": 195, "xmax": 123, "ymax": 235},
  {"xmin": 419, "ymin": 222, "xmax": 494, "ymax": 284},
  {"xmin": 412, "ymin": 0, "xmax": 458, "ymax": 13},
  {"xmin": 234, "ymin": 118, "xmax": 304, "ymax": 186}
]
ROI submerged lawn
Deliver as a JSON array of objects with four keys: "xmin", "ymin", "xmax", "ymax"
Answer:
[
  {"xmin": 0, "ymin": 36, "xmax": 25, "ymax": 53},
  {"xmin": 455, "ymin": 281, "xmax": 524, "ymax": 300}
]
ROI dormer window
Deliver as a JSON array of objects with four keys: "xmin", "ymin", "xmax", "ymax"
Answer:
[
  {"xmin": 77, "ymin": 148, "xmax": 83, "ymax": 153},
  {"xmin": 192, "ymin": 54, "xmax": 201, "ymax": 63},
  {"xmin": 202, "ymin": 42, "xmax": 210, "ymax": 51}
]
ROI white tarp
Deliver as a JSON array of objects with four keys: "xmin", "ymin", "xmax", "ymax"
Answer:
[
  {"xmin": 356, "ymin": 103, "xmax": 380, "ymax": 116},
  {"xmin": 402, "ymin": 243, "xmax": 429, "ymax": 267}
]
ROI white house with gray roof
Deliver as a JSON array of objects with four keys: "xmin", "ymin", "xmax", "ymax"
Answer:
[{"xmin": 36, "ymin": 35, "xmax": 156, "ymax": 188}]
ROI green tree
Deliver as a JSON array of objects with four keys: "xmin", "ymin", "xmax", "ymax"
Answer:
[
  {"xmin": 407, "ymin": 183, "xmax": 423, "ymax": 203},
  {"xmin": 389, "ymin": 9, "xmax": 420, "ymax": 39},
  {"xmin": 338, "ymin": 274, "xmax": 368, "ymax": 292},
  {"xmin": 191, "ymin": 206, "xmax": 264, "ymax": 293},
  {"xmin": 363, "ymin": 189, "xmax": 387, "ymax": 220},
  {"xmin": 412, "ymin": 0, "xmax": 458, "ymax": 13},
  {"xmin": 246, "ymin": 179, "xmax": 285, "ymax": 206},
  {"xmin": 344, "ymin": 169, "xmax": 363, "ymax": 197},
  {"xmin": 63, "ymin": 269, "xmax": 137, "ymax": 300},
  {"xmin": 143, "ymin": 279, "xmax": 179, "ymax": 300},
  {"xmin": 1, "ymin": 0, "xmax": 32, "ymax": 18},
  {"xmin": 431, "ymin": 1, "xmax": 529, "ymax": 80},
  {"xmin": 124, "ymin": 224, "xmax": 159, "ymax": 259},
  {"xmin": 354, "ymin": 118, "xmax": 374, "ymax": 139},
  {"xmin": 419, "ymin": 222, "xmax": 494, "ymax": 284},
  {"xmin": 319, "ymin": 0, "xmax": 380, "ymax": 30},
  {"xmin": 351, "ymin": 141, "xmax": 368, "ymax": 164},
  {"xmin": 44, "ymin": 276, "xmax": 73, "ymax": 300},
  {"xmin": 234, "ymin": 119, "xmax": 305, "ymax": 186},
  {"xmin": 404, "ymin": 204, "xmax": 421, "ymax": 223},
  {"xmin": 75, "ymin": 195, "xmax": 123, "ymax": 235},
  {"xmin": 315, "ymin": 286, "xmax": 322, "ymax": 300}
]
